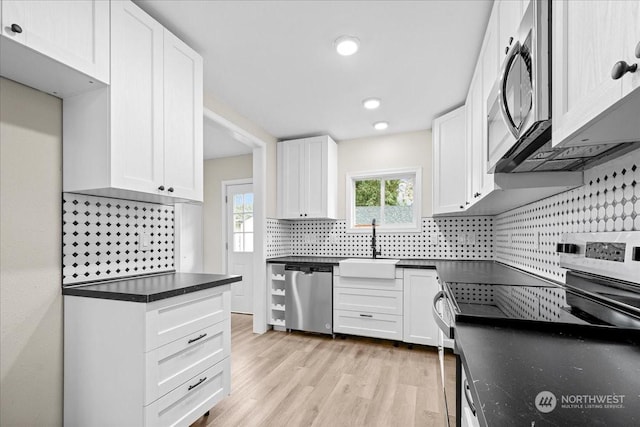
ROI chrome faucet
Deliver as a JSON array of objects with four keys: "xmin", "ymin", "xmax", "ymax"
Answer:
[{"xmin": 371, "ymin": 219, "xmax": 381, "ymax": 259}]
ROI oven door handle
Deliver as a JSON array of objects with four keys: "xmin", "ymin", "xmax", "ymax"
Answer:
[
  {"xmin": 498, "ymin": 40, "xmax": 521, "ymax": 139},
  {"xmin": 432, "ymin": 291, "xmax": 453, "ymax": 339},
  {"xmin": 464, "ymin": 378, "xmax": 477, "ymax": 416}
]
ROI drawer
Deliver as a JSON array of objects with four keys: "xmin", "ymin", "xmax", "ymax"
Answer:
[
  {"xmin": 145, "ymin": 318, "xmax": 230, "ymax": 405},
  {"xmin": 333, "ymin": 310, "xmax": 403, "ymax": 340},
  {"xmin": 144, "ymin": 357, "xmax": 230, "ymax": 427},
  {"xmin": 146, "ymin": 288, "xmax": 230, "ymax": 351},
  {"xmin": 334, "ymin": 276, "xmax": 403, "ymax": 292},
  {"xmin": 334, "ymin": 287, "xmax": 402, "ymax": 315}
]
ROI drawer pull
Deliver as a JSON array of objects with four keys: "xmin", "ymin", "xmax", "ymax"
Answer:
[
  {"xmin": 188, "ymin": 376, "xmax": 207, "ymax": 391},
  {"xmin": 187, "ymin": 333, "xmax": 207, "ymax": 344},
  {"xmin": 359, "ymin": 314, "xmax": 373, "ymax": 318}
]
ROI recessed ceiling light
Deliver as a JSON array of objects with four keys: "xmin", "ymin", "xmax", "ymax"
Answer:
[
  {"xmin": 362, "ymin": 98, "xmax": 381, "ymax": 110},
  {"xmin": 334, "ymin": 35, "xmax": 360, "ymax": 56},
  {"xmin": 373, "ymin": 121, "xmax": 389, "ymax": 131}
]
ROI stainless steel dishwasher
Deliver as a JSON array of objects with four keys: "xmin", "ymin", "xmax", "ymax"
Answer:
[{"xmin": 285, "ymin": 264, "xmax": 333, "ymax": 335}]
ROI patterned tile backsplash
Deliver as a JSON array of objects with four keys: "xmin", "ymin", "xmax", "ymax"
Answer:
[
  {"xmin": 62, "ymin": 193, "xmax": 174, "ymax": 285},
  {"xmin": 495, "ymin": 151, "xmax": 640, "ymax": 281},
  {"xmin": 267, "ymin": 150, "xmax": 640, "ymax": 284},
  {"xmin": 267, "ymin": 216, "xmax": 494, "ymax": 260}
]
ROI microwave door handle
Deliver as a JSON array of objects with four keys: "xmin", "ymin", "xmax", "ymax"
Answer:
[{"xmin": 498, "ymin": 40, "xmax": 521, "ymax": 139}]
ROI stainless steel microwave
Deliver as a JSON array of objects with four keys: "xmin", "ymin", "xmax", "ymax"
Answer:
[{"xmin": 487, "ymin": 0, "xmax": 550, "ymax": 173}]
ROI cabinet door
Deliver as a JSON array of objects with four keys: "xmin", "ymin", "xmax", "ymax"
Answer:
[
  {"xmin": 163, "ymin": 30, "xmax": 204, "ymax": 201},
  {"xmin": 482, "ymin": 4, "xmax": 500, "ymax": 95},
  {"xmin": 277, "ymin": 140, "xmax": 304, "ymax": 218},
  {"xmin": 623, "ymin": 0, "xmax": 640, "ymax": 95},
  {"xmin": 552, "ymin": 0, "xmax": 626, "ymax": 146},
  {"xmin": 110, "ymin": 0, "xmax": 165, "ymax": 195},
  {"xmin": 467, "ymin": 70, "xmax": 490, "ymax": 206},
  {"xmin": 403, "ymin": 269, "xmax": 439, "ymax": 346},
  {"xmin": 1, "ymin": 0, "xmax": 109, "ymax": 83},
  {"xmin": 497, "ymin": 0, "xmax": 522, "ymax": 63},
  {"xmin": 432, "ymin": 106, "xmax": 467, "ymax": 214},
  {"xmin": 303, "ymin": 137, "xmax": 328, "ymax": 218}
]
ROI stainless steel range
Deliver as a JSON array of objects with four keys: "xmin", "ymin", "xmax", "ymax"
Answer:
[
  {"xmin": 437, "ymin": 232, "xmax": 640, "ymax": 332},
  {"xmin": 432, "ymin": 231, "xmax": 640, "ymax": 427}
]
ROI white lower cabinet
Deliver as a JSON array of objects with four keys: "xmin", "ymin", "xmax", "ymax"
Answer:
[
  {"xmin": 64, "ymin": 285, "xmax": 231, "ymax": 427},
  {"xmin": 333, "ymin": 310, "xmax": 403, "ymax": 340},
  {"xmin": 333, "ymin": 268, "xmax": 404, "ymax": 340},
  {"xmin": 403, "ymin": 269, "xmax": 440, "ymax": 346}
]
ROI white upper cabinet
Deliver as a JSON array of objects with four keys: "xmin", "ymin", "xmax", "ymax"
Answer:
[
  {"xmin": 109, "ymin": 0, "xmax": 165, "ymax": 196},
  {"xmin": 63, "ymin": 0, "xmax": 204, "ymax": 203},
  {"xmin": 277, "ymin": 135, "xmax": 337, "ymax": 219},
  {"xmin": 163, "ymin": 30, "xmax": 204, "ymax": 202},
  {"xmin": 432, "ymin": 106, "xmax": 467, "ymax": 215},
  {"xmin": 552, "ymin": 0, "xmax": 640, "ymax": 148},
  {"xmin": 0, "ymin": 0, "xmax": 109, "ymax": 97},
  {"xmin": 497, "ymin": 0, "xmax": 522, "ymax": 62}
]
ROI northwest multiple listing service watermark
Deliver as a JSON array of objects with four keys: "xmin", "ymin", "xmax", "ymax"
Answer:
[{"xmin": 535, "ymin": 391, "xmax": 626, "ymax": 414}]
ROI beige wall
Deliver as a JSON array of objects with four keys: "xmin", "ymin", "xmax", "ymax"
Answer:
[
  {"xmin": 203, "ymin": 154, "xmax": 253, "ymax": 272},
  {"xmin": 204, "ymin": 93, "xmax": 277, "ymax": 217},
  {"xmin": 0, "ymin": 78, "xmax": 63, "ymax": 426},
  {"xmin": 337, "ymin": 129, "xmax": 433, "ymax": 218}
]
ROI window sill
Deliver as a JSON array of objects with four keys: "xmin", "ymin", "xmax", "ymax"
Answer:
[{"xmin": 345, "ymin": 225, "xmax": 421, "ymax": 234}]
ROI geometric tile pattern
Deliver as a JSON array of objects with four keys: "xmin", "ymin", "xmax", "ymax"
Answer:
[
  {"xmin": 268, "ymin": 216, "xmax": 494, "ymax": 260},
  {"xmin": 495, "ymin": 150, "xmax": 640, "ymax": 281},
  {"xmin": 62, "ymin": 193, "xmax": 174, "ymax": 285},
  {"xmin": 266, "ymin": 218, "xmax": 292, "ymax": 258}
]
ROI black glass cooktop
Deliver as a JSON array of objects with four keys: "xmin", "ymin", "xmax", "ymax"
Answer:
[{"xmin": 444, "ymin": 279, "xmax": 640, "ymax": 329}]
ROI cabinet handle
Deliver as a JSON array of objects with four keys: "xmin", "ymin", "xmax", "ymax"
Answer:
[
  {"xmin": 158, "ymin": 185, "xmax": 165, "ymax": 191},
  {"xmin": 167, "ymin": 187, "xmax": 174, "ymax": 193},
  {"xmin": 359, "ymin": 313, "xmax": 373, "ymax": 318},
  {"xmin": 187, "ymin": 377, "xmax": 207, "ymax": 391},
  {"xmin": 304, "ymin": 213, "xmax": 307, "ymax": 217},
  {"xmin": 10, "ymin": 23, "xmax": 22, "ymax": 34},
  {"xmin": 187, "ymin": 333, "xmax": 207, "ymax": 344},
  {"xmin": 611, "ymin": 60, "xmax": 637, "ymax": 80},
  {"xmin": 299, "ymin": 214, "xmax": 303, "ymax": 217},
  {"xmin": 635, "ymin": 41, "xmax": 640, "ymax": 59},
  {"xmin": 505, "ymin": 46, "xmax": 509, "ymax": 55},
  {"xmin": 508, "ymin": 36, "xmax": 513, "ymax": 46}
]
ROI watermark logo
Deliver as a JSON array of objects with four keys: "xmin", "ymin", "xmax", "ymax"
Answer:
[
  {"xmin": 535, "ymin": 391, "xmax": 626, "ymax": 413},
  {"xmin": 535, "ymin": 391, "xmax": 557, "ymax": 413}
]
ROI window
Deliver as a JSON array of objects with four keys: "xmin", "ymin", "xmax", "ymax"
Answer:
[
  {"xmin": 346, "ymin": 168, "xmax": 422, "ymax": 232},
  {"xmin": 232, "ymin": 192, "xmax": 253, "ymax": 252}
]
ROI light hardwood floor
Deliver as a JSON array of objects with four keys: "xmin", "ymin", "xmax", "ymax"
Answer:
[{"xmin": 193, "ymin": 314, "xmax": 451, "ymax": 427}]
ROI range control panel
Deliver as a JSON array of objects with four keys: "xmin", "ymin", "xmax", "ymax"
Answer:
[{"xmin": 585, "ymin": 242, "xmax": 626, "ymax": 262}]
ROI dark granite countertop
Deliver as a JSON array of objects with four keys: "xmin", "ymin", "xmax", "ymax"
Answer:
[
  {"xmin": 266, "ymin": 258, "xmax": 555, "ymax": 286},
  {"xmin": 62, "ymin": 272, "xmax": 241, "ymax": 303},
  {"xmin": 434, "ymin": 260, "xmax": 560, "ymax": 286},
  {"xmin": 455, "ymin": 322, "xmax": 640, "ymax": 427},
  {"xmin": 266, "ymin": 256, "xmax": 347, "ymax": 265}
]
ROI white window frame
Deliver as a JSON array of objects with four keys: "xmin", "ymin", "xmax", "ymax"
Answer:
[{"xmin": 346, "ymin": 167, "xmax": 422, "ymax": 233}]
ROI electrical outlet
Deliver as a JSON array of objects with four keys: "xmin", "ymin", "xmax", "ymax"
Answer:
[
  {"xmin": 466, "ymin": 232, "xmax": 476, "ymax": 245},
  {"xmin": 139, "ymin": 231, "xmax": 151, "ymax": 251}
]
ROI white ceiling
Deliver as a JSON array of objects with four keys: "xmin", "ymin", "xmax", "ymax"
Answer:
[{"xmin": 135, "ymin": 0, "xmax": 493, "ymax": 142}]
